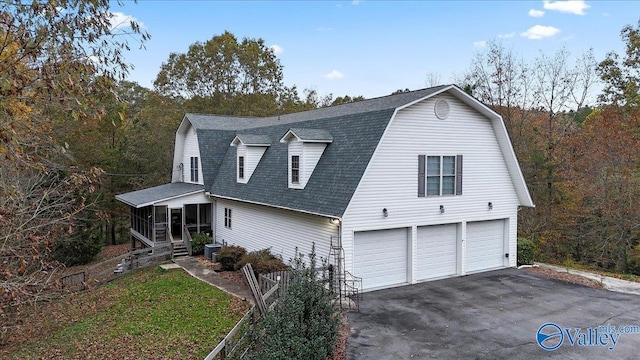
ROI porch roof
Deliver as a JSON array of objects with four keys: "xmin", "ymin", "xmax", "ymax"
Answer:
[{"xmin": 115, "ymin": 182, "xmax": 205, "ymax": 208}]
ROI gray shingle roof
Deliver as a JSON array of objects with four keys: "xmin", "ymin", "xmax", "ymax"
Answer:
[
  {"xmin": 210, "ymin": 109, "xmax": 395, "ymax": 217},
  {"xmin": 190, "ymin": 86, "xmax": 455, "ymax": 218},
  {"xmin": 116, "ymin": 182, "xmax": 205, "ymax": 208},
  {"xmin": 184, "ymin": 85, "xmax": 447, "ymax": 131},
  {"xmin": 283, "ymin": 128, "xmax": 333, "ymax": 142},
  {"xmin": 121, "ymin": 86, "xmax": 453, "ymax": 216},
  {"xmin": 233, "ymin": 134, "xmax": 272, "ymax": 146}
]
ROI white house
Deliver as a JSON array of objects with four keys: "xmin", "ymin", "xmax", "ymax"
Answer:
[{"xmin": 116, "ymin": 85, "xmax": 534, "ymax": 292}]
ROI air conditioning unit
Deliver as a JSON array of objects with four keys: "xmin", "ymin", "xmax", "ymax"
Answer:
[{"xmin": 204, "ymin": 243, "xmax": 223, "ymax": 261}]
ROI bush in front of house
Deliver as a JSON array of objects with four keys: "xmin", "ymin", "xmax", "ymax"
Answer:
[
  {"xmin": 217, "ymin": 245, "xmax": 247, "ymax": 271},
  {"xmin": 517, "ymin": 237, "xmax": 535, "ymax": 266},
  {"xmin": 246, "ymin": 245, "xmax": 339, "ymax": 360},
  {"xmin": 190, "ymin": 233, "xmax": 210, "ymax": 256},
  {"xmin": 239, "ymin": 249, "xmax": 287, "ymax": 277},
  {"xmin": 53, "ymin": 226, "xmax": 104, "ymax": 266}
]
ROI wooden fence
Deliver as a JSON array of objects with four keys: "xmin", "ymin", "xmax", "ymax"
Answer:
[
  {"xmin": 59, "ymin": 246, "xmax": 172, "ymax": 293},
  {"xmin": 203, "ymin": 305, "xmax": 258, "ymax": 360},
  {"xmin": 204, "ymin": 266, "xmax": 290, "ymax": 359}
]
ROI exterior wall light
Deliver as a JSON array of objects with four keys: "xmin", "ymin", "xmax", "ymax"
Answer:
[
  {"xmin": 488, "ymin": 202, "xmax": 493, "ymax": 210},
  {"xmin": 329, "ymin": 218, "xmax": 341, "ymax": 225},
  {"xmin": 382, "ymin": 208, "xmax": 388, "ymax": 217},
  {"xmin": 439, "ymin": 205, "xmax": 445, "ymax": 214}
]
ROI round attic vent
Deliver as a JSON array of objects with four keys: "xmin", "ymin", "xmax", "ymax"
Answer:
[{"xmin": 434, "ymin": 99, "xmax": 450, "ymax": 120}]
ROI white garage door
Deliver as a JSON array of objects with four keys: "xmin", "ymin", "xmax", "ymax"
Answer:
[
  {"xmin": 466, "ymin": 219, "xmax": 506, "ymax": 273},
  {"xmin": 417, "ymin": 224, "xmax": 458, "ymax": 281},
  {"xmin": 354, "ymin": 228, "xmax": 408, "ymax": 290}
]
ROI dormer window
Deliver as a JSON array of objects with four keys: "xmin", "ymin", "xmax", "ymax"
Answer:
[
  {"xmin": 280, "ymin": 128, "xmax": 332, "ymax": 189},
  {"xmin": 238, "ymin": 156, "xmax": 245, "ymax": 179},
  {"xmin": 230, "ymin": 134, "xmax": 271, "ymax": 184},
  {"xmin": 291, "ymin": 155, "xmax": 300, "ymax": 183}
]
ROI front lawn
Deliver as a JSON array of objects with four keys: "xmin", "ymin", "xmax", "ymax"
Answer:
[{"xmin": 1, "ymin": 266, "xmax": 249, "ymax": 359}]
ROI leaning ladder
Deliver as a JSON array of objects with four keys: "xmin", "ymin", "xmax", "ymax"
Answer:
[{"xmin": 329, "ymin": 236, "xmax": 362, "ymax": 311}]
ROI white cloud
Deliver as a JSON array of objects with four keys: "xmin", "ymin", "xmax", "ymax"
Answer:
[
  {"xmin": 528, "ymin": 9, "xmax": 545, "ymax": 17},
  {"xmin": 473, "ymin": 40, "xmax": 487, "ymax": 48},
  {"xmin": 498, "ymin": 32, "xmax": 515, "ymax": 38},
  {"xmin": 269, "ymin": 44, "xmax": 283, "ymax": 55},
  {"xmin": 543, "ymin": 0, "xmax": 590, "ymax": 15},
  {"xmin": 108, "ymin": 12, "xmax": 143, "ymax": 30},
  {"xmin": 352, "ymin": 0, "xmax": 361, "ymax": 4},
  {"xmin": 324, "ymin": 70, "xmax": 344, "ymax": 80},
  {"xmin": 520, "ymin": 25, "xmax": 560, "ymax": 40}
]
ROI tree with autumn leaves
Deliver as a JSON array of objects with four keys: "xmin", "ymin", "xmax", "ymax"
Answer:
[
  {"xmin": 462, "ymin": 19, "xmax": 640, "ymax": 273},
  {"xmin": 0, "ymin": 0, "xmax": 148, "ymax": 339}
]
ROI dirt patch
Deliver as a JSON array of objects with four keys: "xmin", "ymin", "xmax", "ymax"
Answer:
[
  {"xmin": 329, "ymin": 313, "xmax": 350, "ymax": 360},
  {"xmin": 525, "ymin": 266, "xmax": 604, "ymax": 289},
  {"xmin": 194, "ymin": 256, "xmax": 246, "ymax": 286}
]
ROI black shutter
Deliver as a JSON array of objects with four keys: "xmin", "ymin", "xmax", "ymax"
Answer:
[
  {"xmin": 456, "ymin": 155, "xmax": 463, "ymax": 195},
  {"xmin": 418, "ymin": 155, "xmax": 425, "ymax": 197}
]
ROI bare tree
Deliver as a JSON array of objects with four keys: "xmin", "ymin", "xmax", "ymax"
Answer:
[{"xmin": 425, "ymin": 71, "xmax": 442, "ymax": 87}]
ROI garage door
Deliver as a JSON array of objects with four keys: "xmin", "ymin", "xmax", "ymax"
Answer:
[
  {"xmin": 354, "ymin": 228, "xmax": 408, "ymax": 290},
  {"xmin": 466, "ymin": 220, "xmax": 506, "ymax": 273},
  {"xmin": 416, "ymin": 224, "xmax": 458, "ymax": 280}
]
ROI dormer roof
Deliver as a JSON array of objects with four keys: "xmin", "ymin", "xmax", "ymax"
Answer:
[
  {"xmin": 231, "ymin": 134, "xmax": 272, "ymax": 147},
  {"xmin": 279, "ymin": 128, "xmax": 333, "ymax": 143}
]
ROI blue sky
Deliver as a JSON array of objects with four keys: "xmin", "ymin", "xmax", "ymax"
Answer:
[{"xmin": 112, "ymin": 0, "xmax": 639, "ymax": 99}]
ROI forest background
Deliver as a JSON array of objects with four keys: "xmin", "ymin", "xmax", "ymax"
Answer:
[{"xmin": 2, "ymin": 0, "xmax": 640, "ymax": 328}]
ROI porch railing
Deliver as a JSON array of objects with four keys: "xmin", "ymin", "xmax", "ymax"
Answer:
[{"xmin": 182, "ymin": 225, "xmax": 193, "ymax": 256}]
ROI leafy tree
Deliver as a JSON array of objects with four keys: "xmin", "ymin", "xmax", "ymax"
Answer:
[
  {"xmin": 0, "ymin": 0, "xmax": 147, "ymax": 341},
  {"xmin": 459, "ymin": 42, "xmax": 598, "ymax": 248},
  {"xmin": 560, "ymin": 107, "xmax": 640, "ymax": 272},
  {"xmin": 154, "ymin": 31, "xmax": 287, "ymax": 116},
  {"xmin": 597, "ymin": 18, "xmax": 640, "ymax": 107},
  {"xmin": 330, "ymin": 94, "xmax": 365, "ymax": 106}
]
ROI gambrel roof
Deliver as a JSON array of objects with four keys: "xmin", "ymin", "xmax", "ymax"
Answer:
[{"xmin": 151, "ymin": 85, "xmax": 533, "ymax": 217}]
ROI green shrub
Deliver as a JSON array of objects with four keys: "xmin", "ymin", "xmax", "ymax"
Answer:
[
  {"xmin": 53, "ymin": 230, "xmax": 103, "ymax": 266},
  {"xmin": 190, "ymin": 233, "xmax": 210, "ymax": 256},
  {"xmin": 217, "ymin": 245, "xmax": 247, "ymax": 271},
  {"xmin": 239, "ymin": 249, "xmax": 288, "ymax": 277},
  {"xmin": 627, "ymin": 245, "xmax": 640, "ymax": 276},
  {"xmin": 517, "ymin": 237, "xmax": 535, "ymax": 266},
  {"xmin": 246, "ymin": 245, "xmax": 339, "ymax": 360}
]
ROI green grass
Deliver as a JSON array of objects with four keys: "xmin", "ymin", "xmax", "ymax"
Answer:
[{"xmin": 2, "ymin": 266, "xmax": 250, "ymax": 359}]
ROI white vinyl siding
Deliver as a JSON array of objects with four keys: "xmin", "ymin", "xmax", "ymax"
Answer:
[
  {"xmin": 302, "ymin": 143, "xmax": 328, "ymax": 185},
  {"xmin": 182, "ymin": 124, "xmax": 203, "ymax": 185},
  {"xmin": 154, "ymin": 191, "xmax": 209, "ymax": 208},
  {"xmin": 286, "ymin": 140, "xmax": 327, "ymax": 189},
  {"xmin": 353, "ymin": 228, "xmax": 408, "ymax": 290},
  {"xmin": 235, "ymin": 144, "xmax": 268, "ymax": 183},
  {"xmin": 342, "ymin": 93, "xmax": 520, "ymax": 284},
  {"xmin": 215, "ymin": 199, "xmax": 336, "ymax": 263}
]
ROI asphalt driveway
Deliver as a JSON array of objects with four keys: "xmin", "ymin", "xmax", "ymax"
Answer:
[{"xmin": 347, "ymin": 269, "xmax": 640, "ymax": 359}]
